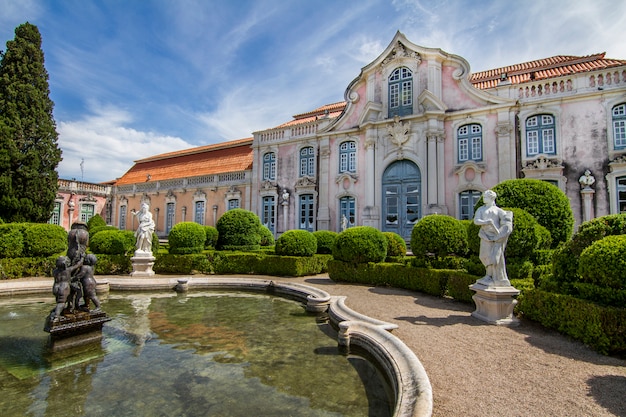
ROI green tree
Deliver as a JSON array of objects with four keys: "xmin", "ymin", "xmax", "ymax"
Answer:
[{"xmin": 0, "ymin": 22, "xmax": 61, "ymax": 223}]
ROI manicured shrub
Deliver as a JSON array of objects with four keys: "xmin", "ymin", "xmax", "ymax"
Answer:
[
  {"xmin": 312, "ymin": 230, "xmax": 337, "ymax": 254},
  {"xmin": 486, "ymin": 179, "xmax": 574, "ymax": 246},
  {"xmin": 23, "ymin": 223, "xmax": 68, "ymax": 257},
  {"xmin": 216, "ymin": 209, "xmax": 262, "ymax": 250},
  {"xmin": 411, "ymin": 215, "xmax": 467, "ymax": 259},
  {"xmin": 204, "ymin": 226, "xmax": 219, "ymax": 249},
  {"xmin": 383, "ymin": 231, "xmax": 407, "ymax": 258},
  {"xmin": 259, "ymin": 225, "xmax": 275, "ymax": 247},
  {"xmin": 168, "ymin": 222, "xmax": 206, "ymax": 254},
  {"xmin": 151, "ymin": 232, "xmax": 160, "ymax": 254},
  {"xmin": 332, "ymin": 226, "xmax": 387, "ymax": 264},
  {"xmin": 87, "ymin": 214, "xmax": 106, "ymax": 231},
  {"xmin": 275, "ymin": 230, "xmax": 317, "ymax": 257},
  {"xmin": 89, "ymin": 225, "xmax": 118, "ymax": 239},
  {"xmin": 578, "ymin": 235, "xmax": 626, "ymax": 290},
  {"xmin": 0, "ymin": 223, "xmax": 25, "ymax": 258},
  {"xmin": 89, "ymin": 230, "xmax": 135, "ymax": 255}
]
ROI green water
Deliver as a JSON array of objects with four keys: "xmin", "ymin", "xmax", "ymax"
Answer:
[{"xmin": 0, "ymin": 291, "xmax": 392, "ymax": 417}]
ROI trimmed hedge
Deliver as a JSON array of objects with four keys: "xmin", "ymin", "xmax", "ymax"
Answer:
[
  {"xmin": 0, "ymin": 256, "xmax": 57, "ymax": 279},
  {"xmin": 312, "ymin": 230, "xmax": 337, "ymax": 254},
  {"xmin": 204, "ymin": 226, "xmax": 219, "ymax": 249},
  {"xmin": 0, "ymin": 223, "xmax": 25, "ymax": 258},
  {"xmin": 23, "ymin": 223, "xmax": 68, "ymax": 257},
  {"xmin": 154, "ymin": 253, "xmax": 212, "ymax": 274},
  {"xmin": 168, "ymin": 222, "xmax": 206, "ymax": 254},
  {"xmin": 383, "ymin": 231, "xmax": 407, "ymax": 258},
  {"xmin": 411, "ymin": 215, "xmax": 467, "ymax": 259},
  {"xmin": 332, "ymin": 226, "xmax": 387, "ymax": 264},
  {"xmin": 93, "ymin": 254, "xmax": 132, "ymax": 275},
  {"xmin": 578, "ymin": 235, "xmax": 626, "ymax": 290},
  {"xmin": 89, "ymin": 230, "xmax": 135, "ymax": 255},
  {"xmin": 212, "ymin": 252, "xmax": 331, "ymax": 277},
  {"xmin": 216, "ymin": 209, "xmax": 262, "ymax": 250},
  {"xmin": 259, "ymin": 225, "xmax": 275, "ymax": 247},
  {"xmin": 275, "ymin": 230, "xmax": 317, "ymax": 257}
]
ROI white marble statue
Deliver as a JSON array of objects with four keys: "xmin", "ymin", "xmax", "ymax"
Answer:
[
  {"xmin": 131, "ymin": 203, "xmax": 155, "ymax": 253},
  {"xmin": 473, "ymin": 190, "xmax": 514, "ymax": 287},
  {"xmin": 578, "ymin": 169, "xmax": 595, "ymax": 189}
]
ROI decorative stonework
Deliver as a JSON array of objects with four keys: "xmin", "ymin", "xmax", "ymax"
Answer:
[
  {"xmin": 295, "ymin": 176, "xmax": 316, "ymax": 189},
  {"xmin": 387, "ymin": 116, "xmax": 410, "ymax": 148},
  {"xmin": 260, "ymin": 180, "xmax": 278, "ymax": 191},
  {"xmin": 381, "ymin": 41, "xmax": 420, "ymax": 68},
  {"xmin": 335, "ymin": 173, "xmax": 358, "ymax": 190},
  {"xmin": 523, "ymin": 155, "xmax": 563, "ymax": 170}
]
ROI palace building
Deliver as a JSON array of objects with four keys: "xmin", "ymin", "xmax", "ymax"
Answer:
[{"xmin": 67, "ymin": 32, "xmax": 626, "ymax": 238}]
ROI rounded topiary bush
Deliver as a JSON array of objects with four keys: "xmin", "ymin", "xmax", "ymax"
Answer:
[
  {"xmin": 411, "ymin": 215, "xmax": 467, "ymax": 259},
  {"xmin": 275, "ymin": 230, "xmax": 317, "ymax": 257},
  {"xmin": 89, "ymin": 225, "xmax": 118, "ymax": 239},
  {"xmin": 466, "ymin": 207, "xmax": 551, "ymax": 260},
  {"xmin": 383, "ymin": 231, "xmax": 407, "ymax": 257},
  {"xmin": 87, "ymin": 214, "xmax": 106, "ymax": 232},
  {"xmin": 216, "ymin": 209, "xmax": 262, "ymax": 250},
  {"xmin": 313, "ymin": 230, "xmax": 338, "ymax": 254},
  {"xmin": 578, "ymin": 235, "xmax": 626, "ymax": 289},
  {"xmin": 23, "ymin": 223, "xmax": 68, "ymax": 257},
  {"xmin": 0, "ymin": 224, "xmax": 25, "ymax": 258},
  {"xmin": 204, "ymin": 226, "xmax": 219, "ymax": 249},
  {"xmin": 168, "ymin": 222, "xmax": 207, "ymax": 254},
  {"xmin": 259, "ymin": 225, "xmax": 275, "ymax": 247},
  {"xmin": 89, "ymin": 230, "xmax": 135, "ymax": 255},
  {"xmin": 485, "ymin": 179, "xmax": 574, "ymax": 247},
  {"xmin": 333, "ymin": 226, "xmax": 387, "ymax": 264}
]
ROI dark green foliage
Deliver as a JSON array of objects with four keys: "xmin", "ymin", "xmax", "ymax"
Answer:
[
  {"xmin": 0, "ymin": 255, "xmax": 57, "ymax": 278},
  {"xmin": 23, "ymin": 223, "xmax": 67, "ymax": 257},
  {"xmin": 258, "ymin": 225, "xmax": 274, "ymax": 247},
  {"xmin": 87, "ymin": 214, "xmax": 106, "ymax": 231},
  {"xmin": 93, "ymin": 254, "xmax": 132, "ymax": 275},
  {"xmin": 0, "ymin": 223, "xmax": 24, "ymax": 257},
  {"xmin": 168, "ymin": 222, "xmax": 206, "ymax": 254},
  {"xmin": 89, "ymin": 225, "xmax": 118, "ymax": 239},
  {"xmin": 203, "ymin": 226, "xmax": 219, "ymax": 249},
  {"xmin": 446, "ymin": 272, "xmax": 479, "ymax": 303},
  {"xmin": 151, "ymin": 232, "xmax": 160, "ymax": 254},
  {"xmin": 579, "ymin": 235, "xmax": 626, "ymax": 289},
  {"xmin": 0, "ymin": 23, "xmax": 62, "ymax": 223},
  {"xmin": 332, "ymin": 226, "xmax": 387, "ymax": 264},
  {"xmin": 383, "ymin": 231, "xmax": 407, "ymax": 257},
  {"xmin": 411, "ymin": 215, "xmax": 468, "ymax": 259},
  {"xmin": 154, "ymin": 253, "xmax": 212, "ymax": 275},
  {"xmin": 312, "ymin": 230, "xmax": 337, "ymax": 254},
  {"xmin": 487, "ymin": 179, "xmax": 574, "ymax": 246},
  {"xmin": 89, "ymin": 230, "xmax": 135, "ymax": 255},
  {"xmin": 551, "ymin": 214, "xmax": 626, "ymax": 286},
  {"xmin": 275, "ymin": 230, "xmax": 317, "ymax": 257},
  {"xmin": 216, "ymin": 209, "xmax": 262, "ymax": 250},
  {"xmin": 211, "ymin": 252, "xmax": 331, "ymax": 276}
]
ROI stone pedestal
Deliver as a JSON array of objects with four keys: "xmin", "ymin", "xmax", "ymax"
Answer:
[
  {"xmin": 130, "ymin": 251, "xmax": 156, "ymax": 277},
  {"xmin": 469, "ymin": 283, "xmax": 520, "ymax": 326}
]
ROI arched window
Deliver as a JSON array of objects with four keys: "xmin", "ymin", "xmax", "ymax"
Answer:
[
  {"xmin": 263, "ymin": 152, "xmax": 276, "ymax": 180},
  {"xmin": 388, "ymin": 67, "xmax": 413, "ymax": 117},
  {"xmin": 612, "ymin": 103, "xmax": 626, "ymax": 149},
  {"xmin": 457, "ymin": 124, "xmax": 482, "ymax": 162},
  {"xmin": 339, "ymin": 141, "xmax": 356, "ymax": 173},
  {"xmin": 459, "ymin": 190, "xmax": 482, "ymax": 220},
  {"xmin": 299, "ymin": 146, "xmax": 315, "ymax": 177},
  {"xmin": 526, "ymin": 114, "xmax": 556, "ymax": 156}
]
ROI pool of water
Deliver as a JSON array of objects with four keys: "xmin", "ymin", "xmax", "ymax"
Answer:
[{"xmin": 0, "ymin": 291, "xmax": 392, "ymax": 417}]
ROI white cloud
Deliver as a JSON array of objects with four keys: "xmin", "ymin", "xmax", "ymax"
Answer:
[{"xmin": 57, "ymin": 103, "xmax": 192, "ymax": 182}]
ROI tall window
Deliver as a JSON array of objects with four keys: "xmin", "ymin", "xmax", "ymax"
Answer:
[
  {"xmin": 388, "ymin": 67, "xmax": 413, "ymax": 117},
  {"xmin": 166, "ymin": 202, "xmax": 175, "ymax": 233},
  {"xmin": 299, "ymin": 146, "xmax": 315, "ymax": 177},
  {"xmin": 457, "ymin": 124, "xmax": 482, "ymax": 162},
  {"xmin": 299, "ymin": 194, "xmax": 315, "ymax": 231},
  {"xmin": 49, "ymin": 201, "xmax": 61, "ymax": 225},
  {"xmin": 339, "ymin": 196, "xmax": 356, "ymax": 230},
  {"xmin": 263, "ymin": 152, "xmax": 276, "ymax": 180},
  {"xmin": 80, "ymin": 204, "xmax": 94, "ymax": 223},
  {"xmin": 459, "ymin": 190, "xmax": 482, "ymax": 220},
  {"xmin": 262, "ymin": 196, "xmax": 276, "ymax": 232},
  {"xmin": 612, "ymin": 103, "xmax": 626, "ymax": 149},
  {"xmin": 618, "ymin": 176, "xmax": 626, "ymax": 213},
  {"xmin": 194, "ymin": 201, "xmax": 205, "ymax": 225},
  {"xmin": 339, "ymin": 141, "xmax": 356, "ymax": 173},
  {"xmin": 228, "ymin": 199, "xmax": 240, "ymax": 210},
  {"xmin": 119, "ymin": 205, "xmax": 127, "ymax": 229},
  {"xmin": 526, "ymin": 114, "xmax": 556, "ymax": 156}
]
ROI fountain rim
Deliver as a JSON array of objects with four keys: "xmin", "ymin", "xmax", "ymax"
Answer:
[{"xmin": 0, "ymin": 276, "xmax": 433, "ymax": 417}]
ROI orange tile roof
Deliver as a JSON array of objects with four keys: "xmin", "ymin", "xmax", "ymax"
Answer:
[
  {"xmin": 470, "ymin": 53, "xmax": 626, "ymax": 89},
  {"xmin": 275, "ymin": 102, "xmax": 347, "ymax": 128},
  {"xmin": 114, "ymin": 138, "xmax": 253, "ymax": 186}
]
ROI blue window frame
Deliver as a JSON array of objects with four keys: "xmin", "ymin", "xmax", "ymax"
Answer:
[
  {"xmin": 299, "ymin": 146, "xmax": 315, "ymax": 177},
  {"xmin": 339, "ymin": 196, "xmax": 356, "ymax": 230},
  {"xmin": 228, "ymin": 199, "xmax": 240, "ymax": 210},
  {"xmin": 119, "ymin": 205, "xmax": 127, "ymax": 230},
  {"xmin": 457, "ymin": 124, "xmax": 482, "ymax": 162},
  {"xmin": 389, "ymin": 67, "xmax": 413, "ymax": 117},
  {"xmin": 618, "ymin": 176, "xmax": 626, "ymax": 214},
  {"xmin": 49, "ymin": 201, "xmax": 61, "ymax": 225},
  {"xmin": 526, "ymin": 114, "xmax": 556, "ymax": 156},
  {"xmin": 339, "ymin": 141, "xmax": 356, "ymax": 173},
  {"xmin": 612, "ymin": 104, "xmax": 626, "ymax": 149},
  {"xmin": 80, "ymin": 204, "xmax": 94, "ymax": 223},
  {"xmin": 263, "ymin": 152, "xmax": 276, "ymax": 180},
  {"xmin": 299, "ymin": 194, "xmax": 315, "ymax": 231},
  {"xmin": 166, "ymin": 202, "xmax": 175, "ymax": 233},
  {"xmin": 262, "ymin": 196, "xmax": 275, "ymax": 232},
  {"xmin": 194, "ymin": 200, "xmax": 205, "ymax": 225},
  {"xmin": 459, "ymin": 190, "xmax": 481, "ymax": 220}
]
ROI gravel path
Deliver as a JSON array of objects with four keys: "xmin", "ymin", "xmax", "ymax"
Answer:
[{"xmin": 291, "ymin": 275, "xmax": 626, "ymax": 417}]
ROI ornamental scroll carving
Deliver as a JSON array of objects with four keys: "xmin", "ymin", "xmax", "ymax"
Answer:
[
  {"xmin": 381, "ymin": 41, "xmax": 420, "ymax": 67},
  {"xmin": 523, "ymin": 156, "xmax": 563, "ymax": 170},
  {"xmin": 387, "ymin": 116, "xmax": 410, "ymax": 148}
]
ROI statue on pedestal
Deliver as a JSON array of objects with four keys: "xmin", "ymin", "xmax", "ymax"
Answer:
[{"xmin": 131, "ymin": 203, "xmax": 155, "ymax": 254}]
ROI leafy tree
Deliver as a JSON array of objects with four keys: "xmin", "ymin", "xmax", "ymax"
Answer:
[{"xmin": 0, "ymin": 22, "xmax": 62, "ymax": 223}]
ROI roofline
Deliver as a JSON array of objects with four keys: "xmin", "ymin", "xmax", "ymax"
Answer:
[{"xmin": 135, "ymin": 137, "xmax": 253, "ymax": 163}]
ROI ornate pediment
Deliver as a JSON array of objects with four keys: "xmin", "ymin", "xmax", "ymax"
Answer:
[
  {"xmin": 295, "ymin": 176, "xmax": 316, "ymax": 189},
  {"xmin": 381, "ymin": 41, "xmax": 420, "ymax": 68},
  {"xmin": 523, "ymin": 156, "xmax": 563, "ymax": 170},
  {"xmin": 260, "ymin": 180, "xmax": 278, "ymax": 191}
]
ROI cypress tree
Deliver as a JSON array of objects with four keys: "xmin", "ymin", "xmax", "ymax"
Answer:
[{"xmin": 0, "ymin": 22, "xmax": 62, "ymax": 223}]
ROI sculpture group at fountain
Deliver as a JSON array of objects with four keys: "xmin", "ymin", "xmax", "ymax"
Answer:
[{"xmin": 45, "ymin": 222, "xmax": 110, "ymax": 339}]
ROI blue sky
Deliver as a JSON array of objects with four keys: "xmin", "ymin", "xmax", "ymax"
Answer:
[{"xmin": 2, "ymin": 0, "xmax": 625, "ymax": 183}]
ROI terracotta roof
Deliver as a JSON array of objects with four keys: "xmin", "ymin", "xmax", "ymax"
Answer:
[
  {"xmin": 114, "ymin": 138, "xmax": 253, "ymax": 186},
  {"xmin": 470, "ymin": 53, "xmax": 626, "ymax": 89},
  {"xmin": 275, "ymin": 102, "xmax": 347, "ymax": 128}
]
